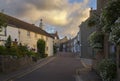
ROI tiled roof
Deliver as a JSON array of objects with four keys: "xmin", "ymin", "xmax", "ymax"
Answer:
[{"xmin": 0, "ymin": 13, "xmax": 53, "ymax": 38}]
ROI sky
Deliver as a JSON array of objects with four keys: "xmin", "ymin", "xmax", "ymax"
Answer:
[{"xmin": 0, "ymin": 0, "xmax": 96, "ymax": 39}]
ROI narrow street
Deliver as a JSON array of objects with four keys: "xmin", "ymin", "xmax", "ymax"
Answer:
[{"xmin": 14, "ymin": 52, "xmax": 83, "ymax": 81}]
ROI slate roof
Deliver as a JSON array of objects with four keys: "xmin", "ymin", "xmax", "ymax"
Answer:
[{"xmin": 0, "ymin": 13, "xmax": 53, "ymax": 38}]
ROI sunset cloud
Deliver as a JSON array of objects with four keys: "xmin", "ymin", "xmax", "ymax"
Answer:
[{"xmin": 0, "ymin": 0, "xmax": 91, "ymax": 38}]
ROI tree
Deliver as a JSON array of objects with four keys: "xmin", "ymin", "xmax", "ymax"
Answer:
[
  {"xmin": 101, "ymin": 0, "xmax": 120, "ymax": 80},
  {"xmin": 88, "ymin": 13, "xmax": 100, "ymax": 29},
  {"xmin": 88, "ymin": 31, "xmax": 104, "ymax": 52},
  {"xmin": 101, "ymin": 0, "xmax": 120, "ymax": 33},
  {"xmin": 5, "ymin": 35, "xmax": 12, "ymax": 48},
  {"xmin": 37, "ymin": 39, "xmax": 46, "ymax": 58},
  {"xmin": 0, "ymin": 12, "xmax": 7, "ymax": 31}
]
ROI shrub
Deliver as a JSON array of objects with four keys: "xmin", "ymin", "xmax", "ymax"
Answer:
[
  {"xmin": 0, "ymin": 46, "xmax": 6, "ymax": 55},
  {"xmin": 17, "ymin": 45, "xmax": 28, "ymax": 57},
  {"xmin": 88, "ymin": 31, "xmax": 104, "ymax": 51},
  {"xmin": 37, "ymin": 39, "xmax": 46, "ymax": 58},
  {"xmin": 53, "ymin": 45, "xmax": 57, "ymax": 54},
  {"xmin": 5, "ymin": 35, "xmax": 12, "ymax": 48},
  {"xmin": 0, "ymin": 45, "xmax": 37, "ymax": 58},
  {"xmin": 109, "ymin": 18, "xmax": 120, "ymax": 45},
  {"xmin": 97, "ymin": 59, "xmax": 117, "ymax": 81}
]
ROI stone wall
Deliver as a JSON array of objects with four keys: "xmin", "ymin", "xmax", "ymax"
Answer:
[{"xmin": 0, "ymin": 55, "xmax": 33, "ymax": 73}]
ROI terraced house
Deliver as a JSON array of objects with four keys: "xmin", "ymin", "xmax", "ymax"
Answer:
[{"xmin": 0, "ymin": 13, "xmax": 54, "ymax": 56}]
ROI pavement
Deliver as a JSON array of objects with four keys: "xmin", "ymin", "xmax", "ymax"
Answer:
[
  {"xmin": 76, "ymin": 58, "xmax": 102, "ymax": 81},
  {"xmin": 0, "ymin": 52, "xmax": 102, "ymax": 81}
]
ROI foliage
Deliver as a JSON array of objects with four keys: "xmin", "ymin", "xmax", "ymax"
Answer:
[
  {"xmin": 88, "ymin": 13, "xmax": 100, "ymax": 27},
  {"xmin": 5, "ymin": 35, "xmax": 12, "ymax": 48},
  {"xmin": 53, "ymin": 45, "xmax": 57, "ymax": 54},
  {"xmin": 109, "ymin": 18, "xmax": 120, "ymax": 45},
  {"xmin": 101, "ymin": 0, "xmax": 120, "ymax": 33},
  {"xmin": 37, "ymin": 39, "xmax": 46, "ymax": 58},
  {"xmin": 0, "ymin": 45, "xmax": 37, "ymax": 58},
  {"xmin": 0, "ymin": 46, "xmax": 6, "ymax": 55},
  {"xmin": 97, "ymin": 59, "xmax": 117, "ymax": 81},
  {"xmin": 0, "ymin": 13, "xmax": 7, "ymax": 30},
  {"xmin": 88, "ymin": 31, "xmax": 104, "ymax": 51}
]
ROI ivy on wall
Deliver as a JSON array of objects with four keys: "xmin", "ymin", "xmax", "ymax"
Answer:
[{"xmin": 37, "ymin": 39, "xmax": 46, "ymax": 58}]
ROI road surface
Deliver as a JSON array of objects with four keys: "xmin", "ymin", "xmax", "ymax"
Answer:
[{"xmin": 14, "ymin": 52, "xmax": 83, "ymax": 81}]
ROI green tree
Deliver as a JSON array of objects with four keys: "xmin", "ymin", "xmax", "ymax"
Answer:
[
  {"xmin": 88, "ymin": 13, "xmax": 100, "ymax": 28},
  {"xmin": 101, "ymin": 0, "xmax": 120, "ymax": 33},
  {"xmin": 37, "ymin": 39, "xmax": 46, "ymax": 58},
  {"xmin": 88, "ymin": 31, "xmax": 104, "ymax": 51},
  {"xmin": 5, "ymin": 35, "xmax": 12, "ymax": 48},
  {"xmin": 0, "ymin": 12, "xmax": 7, "ymax": 31},
  {"xmin": 53, "ymin": 45, "xmax": 57, "ymax": 54}
]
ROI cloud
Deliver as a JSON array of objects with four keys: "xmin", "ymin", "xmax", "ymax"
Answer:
[{"xmin": 0, "ymin": 0, "xmax": 90, "ymax": 38}]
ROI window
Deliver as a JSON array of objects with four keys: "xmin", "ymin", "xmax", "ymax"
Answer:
[
  {"xmin": 41, "ymin": 35, "xmax": 43, "ymax": 39},
  {"xmin": 27, "ymin": 31, "xmax": 30, "ymax": 37},
  {"xmin": 35, "ymin": 33, "xmax": 37, "ymax": 38}
]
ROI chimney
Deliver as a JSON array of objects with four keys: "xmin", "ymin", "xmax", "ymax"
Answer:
[{"xmin": 39, "ymin": 19, "xmax": 43, "ymax": 29}]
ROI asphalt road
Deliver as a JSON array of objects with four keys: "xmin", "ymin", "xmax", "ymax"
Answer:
[{"xmin": 14, "ymin": 52, "xmax": 83, "ymax": 81}]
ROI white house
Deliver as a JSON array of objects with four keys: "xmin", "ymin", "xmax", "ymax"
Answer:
[{"xmin": 0, "ymin": 13, "xmax": 54, "ymax": 56}]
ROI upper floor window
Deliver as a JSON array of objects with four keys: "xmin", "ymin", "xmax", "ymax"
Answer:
[
  {"xmin": 35, "ymin": 33, "xmax": 37, "ymax": 38},
  {"xmin": 41, "ymin": 35, "xmax": 43, "ymax": 39},
  {"xmin": 46, "ymin": 37, "xmax": 48, "ymax": 41},
  {"xmin": 27, "ymin": 31, "xmax": 30, "ymax": 37}
]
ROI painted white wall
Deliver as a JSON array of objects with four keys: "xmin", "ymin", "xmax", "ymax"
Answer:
[
  {"xmin": 0, "ymin": 25, "xmax": 54, "ymax": 56},
  {"xmin": 19, "ymin": 28, "xmax": 53, "ymax": 56},
  {"xmin": 0, "ymin": 26, "xmax": 19, "ymax": 42},
  {"xmin": 46, "ymin": 37, "xmax": 53, "ymax": 56}
]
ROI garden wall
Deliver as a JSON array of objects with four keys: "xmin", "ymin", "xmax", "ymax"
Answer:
[{"xmin": 0, "ymin": 55, "xmax": 33, "ymax": 73}]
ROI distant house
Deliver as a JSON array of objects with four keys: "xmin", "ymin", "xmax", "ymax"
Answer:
[
  {"xmin": 61, "ymin": 33, "xmax": 81, "ymax": 55},
  {"xmin": 50, "ymin": 31, "xmax": 60, "ymax": 51},
  {"xmin": 0, "ymin": 13, "xmax": 54, "ymax": 56},
  {"xmin": 59, "ymin": 36, "xmax": 68, "ymax": 52}
]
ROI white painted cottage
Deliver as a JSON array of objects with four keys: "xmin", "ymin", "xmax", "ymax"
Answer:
[{"xmin": 0, "ymin": 13, "xmax": 54, "ymax": 56}]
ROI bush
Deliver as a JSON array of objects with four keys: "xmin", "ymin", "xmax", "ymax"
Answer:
[
  {"xmin": 5, "ymin": 35, "xmax": 12, "ymax": 48},
  {"xmin": 0, "ymin": 46, "xmax": 6, "ymax": 55},
  {"xmin": 109, "ymin": 18, "xmax": 120, "ymax": 45},
  {"xmin": 53, "ymin": 45, "xmax": 57, "ymax": 54},
  {"xmin": 97, "ymin": 59, "xmax": 117, "ymax": 81},
  {"xmin": 0, "ymin": 45, "xmax": 37, "ymax": 58},
  {"xmin": 88, "ymin": 31, "xmax": 104, "ymax": 51}
]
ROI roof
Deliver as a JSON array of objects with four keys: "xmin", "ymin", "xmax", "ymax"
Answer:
[
  {"xmin": 0, "ymin": 13, "xmax": 54, "ymax": 38},
  {"xmin": 50, "ymin": 31, "xmax": 59, "ymax": 39}
]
